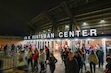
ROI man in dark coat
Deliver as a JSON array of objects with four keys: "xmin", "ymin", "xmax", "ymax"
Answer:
[
  {"xmin": 96, "ymin": 47, "xmax": 104, "ymax": 68},
  {"xmin": 65, "ymin": 52, "xmax": 79, "ymax": 73},
  {"xmin": 74, "ymin": 51, "xmax": 83, "ymax": 71}
]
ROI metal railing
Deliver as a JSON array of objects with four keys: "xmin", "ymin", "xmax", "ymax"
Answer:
[{"xmin": 0, "ymin": 50, "xmax": 17, "ymax": 71}]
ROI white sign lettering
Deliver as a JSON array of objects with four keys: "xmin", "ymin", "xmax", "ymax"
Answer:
[
  {"xmin": 24, "ymin": 29, "xmax": 97, "ymax": 40},
  {"xmin": 58, "ymin": 29, "xmax": 97, "ymax": 38},
  {"xmin": 90, "ymin": 29, "xmax": 97, "ymax": 36},
  {"xmin": 69, "ymin": 31, "xmax": 74, "ymax": 37},
  {"xmin": 51, "ymin": 33, "xmax": 54, "ymax": 38},
  {"xmin": 82, "ymin": 30, "xmax": 88, "ymax": 36},
  {"xmin": 59, "ymin": 32, "xmax": 63, "ymax": 38},
  {"xmin": 64, "ymin": 32, "xmax": 68, "ymax": 37}
]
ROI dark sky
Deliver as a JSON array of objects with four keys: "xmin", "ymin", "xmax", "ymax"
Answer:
[{"xmin": 0, "ymin": 0, "xmax": 62, "ymax": 36}]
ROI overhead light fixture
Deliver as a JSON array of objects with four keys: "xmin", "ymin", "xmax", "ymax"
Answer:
[
  {"xmin": 65, "ymin": 25, "xmax": 69, "ymax": 27},
  {"xmin": 83, "ymin": 22, "xmax": 88, "ymax": 26},
  {"xmin": 101, "ymin": 32, "xmax": 104, "ymax": 34},
  {"xmin": 43, "ymin": 30, "xmax": 46, "ymax": 32},
  {"xmin": 99, "ymin": 20, "xmax": 105, "ymax": 24},
  {"xmin": 48, "ymin": 29, "xmax": 51, "ymax": 32}
]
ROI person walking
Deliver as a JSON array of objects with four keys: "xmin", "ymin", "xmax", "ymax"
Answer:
[
  {"xmin": 96, "ymin": 46, "xmax": 104, "ymax": 68},
  {"xmin": 60, "ymin": 48, "xmax": 64, "ymax": 62},
  {"xmin": 3, "ymin": 44, "xmax": 8, "ymax": 57},
  {"xmin": 45, "ymin": 46, "xmax": 50, "ymax": 61},
  {"xmin": 88, "ymin": 50, "xmax": 98, "ymax": 73},
  {"xmin": 74, "ymin": 51, "xmax": 83, "ymax": 73},
  {"xmin": 48, "ymin": 53, "xmax": 57, "ymax": 73},
  {"xmin": 63, "ymin": 48, "xmax": 69, "ymax": 69},
  {"xmin": 26, "ymin": 48, "xmax": 33, "ymax": 70},
  {"xmin": 39, "ymin": 49, "xmax": 46, "ymax": 73},
  {"xmin": 81, "ymin": 44, "xmax": 87, "ymax": 71},
  {"xmin": 32, "ymin": 50, "xmax": 39, "ymax": 71},
  {"xmin": 65, "ymin": 52, "xmax": 79, "ymax": 73}
]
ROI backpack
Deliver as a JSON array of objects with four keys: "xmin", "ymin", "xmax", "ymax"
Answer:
[{"xmin": 97, "ymin": 50, "xmax": 103, "ymax": 58}]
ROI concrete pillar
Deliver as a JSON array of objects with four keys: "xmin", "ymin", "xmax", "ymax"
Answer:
[{"xmin": 102, "ymin": 39, "xmax": 106, "ymax": 63}]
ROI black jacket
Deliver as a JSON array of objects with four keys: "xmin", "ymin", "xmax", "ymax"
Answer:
[{"xmin": 65, "ymin": 57, "xmax": 79, "ymax": 73}]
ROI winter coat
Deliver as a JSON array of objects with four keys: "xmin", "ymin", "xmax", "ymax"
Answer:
[
  {"xmin": 88, "ymin": 53, "xmax": 98, "ymax": 64},
  {"xmin": 105, "ymin": 63, "xmax": 111, "ymax": 73},
  {"xmin": 65, "ymin": 57, "xmax": 79, "ymax": 73},
  {"xmin": 48, "ymin": 57, "xmax": 57, "ymax": 67},
  {"xmin": 48, "ymin": 56, "xmax": 57, "ymax": 73},
  {"xmin": 32, "ymin": 53, "xmax": 39, "ymax": 62},
  {"xmin": 74, "ymin": 55, "xmax": 83, "ymax": 69},
  {"xmin": 39, "ymin": 53, "xmax": 45, "ymax": 63},
  {"xmin": 27, "ymin": 51, "xmax": 32, "ymax": 59},
  {"xmin": 96, "ymin": 49, "xmax": 104, "ymax": 62}
]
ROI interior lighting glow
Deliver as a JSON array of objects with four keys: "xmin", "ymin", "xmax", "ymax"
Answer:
[
  {"xmin": 44, "ymin": 39, "xmax": 47, "ymax": 41},
  {"xmin": 65, "ymin": 39, "xmax": 68, "ymax": 41},
  {"xmin": 75, "ymin": 38, "xmax": 78, "ymax": 41},
  {"xmin": 87, "ymin": 38, "xmax": 91, "ymax": 41},
  {"xmin": 48, "ymin": 29, "xmax": 51, "ymax": 32},
  {"xmin": 43, "ymin": 30, "xmax": 46, "ymax": 32},
  {"xmin": 57, "ymin": 39, "xmax": 61, "ymax": 41},
  {"xmin": 99, "ymin": 20, "xmax": 105, "ymax": 24},
  {"xmin": 83, "ymin": 22, "xmax": 88, "ymax": 26},
  {"xmin": 65, "ymin": 25, "xmax": 69, "ymax": 28},
  {"xmin": 50, "ymin": 39, "xmax": 53, "ymax": 41},
  {"xmin": 102, "ymin": 38, "xmax": 107, "ymax": 41},
  {"xmin": 92, "ymin": 39, "xmax": 95, "ymax": 41}
]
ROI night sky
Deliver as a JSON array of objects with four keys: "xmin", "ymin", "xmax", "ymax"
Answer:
[{"xmin": 0, "ymin": 0, "xmax": 62, "ymax": 36}]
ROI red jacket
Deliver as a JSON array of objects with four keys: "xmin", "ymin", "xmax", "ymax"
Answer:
[{"xmin": 32, "ymin": 53, "xmax": 39, "ymax": 61}]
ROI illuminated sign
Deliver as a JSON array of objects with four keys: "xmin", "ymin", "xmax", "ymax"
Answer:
[
  {"xmin": 24, "ymin": 33, "xmax": 54, "ymax": 40},
  {"xmin": 24, "ymin": 29, "xmax": 97, "ymax": 40},
  {"xmin": 59, "ymin": 29, "xmax": 97, "ymax": 38}
]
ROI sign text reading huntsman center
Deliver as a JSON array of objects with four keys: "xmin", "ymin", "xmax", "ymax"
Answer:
[{"xmin": 24, "ymin": 29, "xmax": 97, "ymax": 39}]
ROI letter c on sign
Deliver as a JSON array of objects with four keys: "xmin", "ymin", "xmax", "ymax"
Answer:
[{"xmin": 59, "ymin": 32, "xmax": 63, "ymax": 38}]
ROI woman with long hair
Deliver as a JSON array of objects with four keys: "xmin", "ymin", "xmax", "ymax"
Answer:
[{"xmin": 88, "ymin": 50, "xmax": 98, "ymax": 73}]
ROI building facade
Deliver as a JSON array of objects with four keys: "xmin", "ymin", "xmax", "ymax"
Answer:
[{"xmin": 25, "ymin": 0, "xmax": 111, "ymax": 60}]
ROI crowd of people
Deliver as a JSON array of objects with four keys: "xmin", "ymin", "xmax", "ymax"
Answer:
[
  {"xmin": 17, "ymin": 45, "xmax": 57, "ymax": 73},
  {"xmin": 1, "ymin": 43, "xmax": 111, "ymax": 73},
  {"xmin": 60, "ymin": 44, "xmax": 105, "ymax": 73}
]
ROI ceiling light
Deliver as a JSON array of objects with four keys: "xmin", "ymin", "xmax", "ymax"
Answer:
[
  {"xmin": 99, "ymin": 20, "xmax": 105, "ymax": 24},
  {"xmin": 83, "ymin": 22, "xmax": 88, "ymax": 26},
  {"xmin": 48, "ymin": 29, "xmax": 51, "ymax": 32},
  {"xmin": 65, "ymin": 25, "xmax": 69, "ymax": 28},
  {"xmin": 43, "ymin": 30, "xmax": 46, "ymax": 32}
]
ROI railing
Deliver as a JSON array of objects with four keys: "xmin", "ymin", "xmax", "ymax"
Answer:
[{"xmin": 0, "ymin": 51, "xmax": 18, "ymax": 71}]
